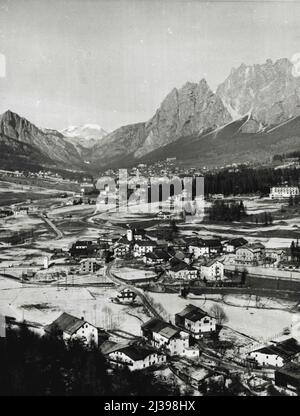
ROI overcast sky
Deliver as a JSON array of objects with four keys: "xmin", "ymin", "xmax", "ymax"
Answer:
[{"xmin": 0, "ymin": 0, "xmax": 300, "ymax": 132}]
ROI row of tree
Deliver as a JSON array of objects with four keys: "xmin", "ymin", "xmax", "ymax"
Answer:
[
  {"xmin": 199, "ymin": 166, "xmax": 300, "ymax": 196},
  {"xmin": 207, "ymin": 200, "xmax": 247, "ymax": 222},
  {"xmin": 290, "ymin": 240, "xmax": 300, "ymax": 262}
]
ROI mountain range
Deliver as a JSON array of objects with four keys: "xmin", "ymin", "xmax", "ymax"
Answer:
[
  {"xmin": 1, "ymin": 57, "xmax": 300, "ymax": 173},
  {"xmin": 61, "ymin": 124, "xmax": 108, "ymax": 152}
]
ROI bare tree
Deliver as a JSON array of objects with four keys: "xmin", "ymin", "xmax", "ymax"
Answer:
[{"xmin": 209, "ymin": 304, "xmax": 228, "ymax": 326}]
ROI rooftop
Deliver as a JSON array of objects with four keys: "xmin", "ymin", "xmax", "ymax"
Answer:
[
  {"xmin": 119, "ymin": 344, "xmax": 158, "ymax": 361},
  {"xmin": 44, "ymin": 312, "xmax": 92, "ymax": 336},
  {"xmin": 176, "ymin": 304, "xmax": 209, "ymax": 322},
  {"xmin": 253, "ymin": 338, "xmax": 300, "ymax": 360},
  {"xmin": 142, "ymin": 318, "xmax": 180, "ymax": 340}
]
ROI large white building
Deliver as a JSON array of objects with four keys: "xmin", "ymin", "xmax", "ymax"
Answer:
[{"xmin": 269, "ymin": 186, "xmax": 299, "ymax": 199}]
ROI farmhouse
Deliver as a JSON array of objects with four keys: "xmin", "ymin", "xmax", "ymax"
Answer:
[
  {"xmin": 116, "ymin": 288, "xmax": 137, "ymax": 303},
  {"xmin": 102, "ymin": 342, "xmax": 166, "ymax": 371},
  {"xmin": 143, "ymin": 250, "xmax": 170, "ymax": 266},
  {"xmin": 248, "ymin": 338, "xmax": 300, "ymax": 368},
  {"xmin": 44, "ymin": 312, "xmax": 98, "ymax": 345},
  {"xmin": 223, "ymin": 237, "xmax": 248, "ymax": 253},
  {"xmin": 167, "ymin": 262, "xmax": 198, "ymax": 280},
  {"xmin": 175, "ymin": 304, "xmax": 217, "ymax": 339},
  {"xmin": 141, "ymin": 318, "xmax": 199, "ymax": 358},
  {"xmin": 201, "ymin": 258, "xmax": 224, "ymax": 281}
]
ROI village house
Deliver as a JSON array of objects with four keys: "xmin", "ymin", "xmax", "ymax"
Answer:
[
  {"xmin": 143, "ymin": 250, "xmax": 170, "ymax": 266},
  {"xmin": 44, "ymin": 312, "xmax": 99, "ymax": 345},
  {"xmin": 113, "ymin": 244, "xmax": 130, "ymax": 258},
  {"xmin": 202, "ymin": 238, "xmax": 223, "ymax": 255},
  {"xmin": 175, "ymin": 304, "xmax": 217, "ymax": 339},
  {"xmin": 172, "ymin": 237, "xmax": 188, "ymax": 250},
  {"xmin": 167, "ymin": 262, "xmax": 198, "ymax": 280},
  {"xmin": 248, "ymin": 338, "xmax": 300, "ymax": 368},
  {"xmin": 79, "ymin": 258, "xmax": 101, "ymax": 273},
  {"xmin": 222, "ymin": 237, "xmax": 248, "ymax": 253},
  {"xmin": 69, "ymin": 240, "xmax": 98, "ymax": 258},
  {"xmin": 13, "ymin": 206, "xmax": 29, "ymax": 217},
  {"xmin": 115, "ymin": 288, "xmax": 137, "ymax": 304},
  {"xmin": 133, "ymin": 228, "xmax": 146, "ymax": 241},
  {"xmin": 236, "ymin": 243, "xmax": 265, "ymax": 266},
  {"xmin": 156, "ymin": 211, "xmax": 172, "ymax": 219},
  {"xmin": 102, "ymin": 341, "xmax": 166, "ymax": 371},
  {"xmin": 80, "ymin": 182, "xmax": 95, "ymax": 195},
  {"xmin": 113, "ymin": 236, "xmax": 132, "ymax": 257},
  {"xmin": 133, "ymin": 240, "xmax": 157, "ymax": 257},
  {"xmin": 172, "ymin": 249, "xmax": 193, "ymax": 264},
  {"xmin": 201, "ymin": 258, "xmax": 225, "ymax": 281},
  {"xmin": 124, "ymin": 227, "xmax": 145, "ymax": 242},
  {"xmin": 265, "ymin": 248, "xmax": 287, "ymax": 264},
  {"xmin": 141, "ymin": 318, "xmax": 199, "ymax": 359},
  {"xmin": 187, "ymin": 238, "xmax": 210, "ymax": 258}
]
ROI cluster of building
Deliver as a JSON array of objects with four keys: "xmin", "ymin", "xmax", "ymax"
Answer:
[
  {"xmin": 43, "ymin": 304, "xmax": 217, "ymax": 372},
  {"xmin": 246, "ymin": 337, "xmax": 300, "ymax": 394},
  {"xmin": 68, "ymin": 224, "xmax": 299, "ymax": 285},
  {"xmin": 102, "ymin": 304, "xmax": 217, "ymax": 371}
]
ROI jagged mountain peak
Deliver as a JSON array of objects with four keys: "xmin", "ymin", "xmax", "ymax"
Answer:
[
  {"xmin": 216, "ymin": 57, "xmax": 300, "ymax": 131},
  {"xmin": 0, "ymin": 109, "xmax": 84, "ymax": 169}
]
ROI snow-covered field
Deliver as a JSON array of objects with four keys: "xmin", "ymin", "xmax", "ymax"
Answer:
[
  {"xmin": 243, "ymin": 197, "xmax": 283, "ymax": 215},
  {"xmin": 146, "ymin": 292, "xmax": 297, "ymax": 341},
  {"xmin": 0, "ymin": 276, "xmax": 148, "ymax": 335},
  {"xmin": 112, "ymin": 266, "xmax": 156, "ymax": 281}
]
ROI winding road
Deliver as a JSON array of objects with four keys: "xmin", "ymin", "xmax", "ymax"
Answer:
[{"xmin": 105, "ymin": 262, "xmax": 164, "ymax": 320}]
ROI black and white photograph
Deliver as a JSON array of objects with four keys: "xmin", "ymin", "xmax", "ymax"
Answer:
[{"xmin": 1, "ymin": 0, "xmax": 300, "ymax": 399}]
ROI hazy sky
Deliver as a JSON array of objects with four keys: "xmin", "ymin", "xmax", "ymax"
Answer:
[{"xmin": 0, "ymin": 0, "xmax": 300, "ymax": 132}]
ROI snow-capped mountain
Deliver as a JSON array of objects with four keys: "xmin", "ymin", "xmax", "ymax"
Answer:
[{"xmin": 61, "ymin": 124, "xmax": 108, "ymax": 149}]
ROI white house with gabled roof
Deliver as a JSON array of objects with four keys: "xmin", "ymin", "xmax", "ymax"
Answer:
[{"xmin": 44, "ymin": 312, "xmax": 98, "ymax": 345}]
